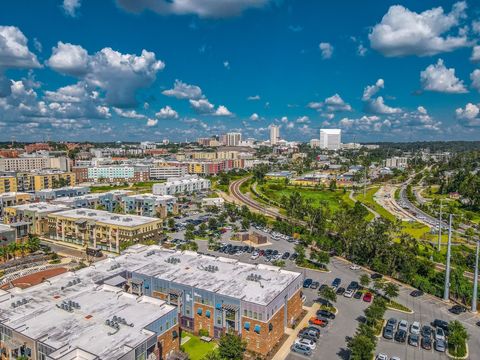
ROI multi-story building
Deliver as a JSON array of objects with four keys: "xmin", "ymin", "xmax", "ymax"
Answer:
[
  {"xmin": 0, "ymin": 256, "xmax": 180, "ymax": 360},
  {"xmin": 0, "ymin": 176, "xmax": 17, "ymax": 193},
  {"xmin": 85, "ymin": 166, "xmax": 150, "ymax": 183},
  {"xmin": 0, "ymin": 223, "xmax": 17, "ymax": 247},
  {"xmin": 28, "ymin": 171, "xmax": 76, "ymax": 191},
  {"xmin": 4, "ymin": 202, "xmax": 70, "ymax": 235},
  {"xmin": 34, "ymin": 186, "xmax": 90, "ymax": 201},
  {"xmin": 149, "ymin": 166, "xmax": 187, "ymax": 180},
  {"xmin": 319, "ymin": 129, "xmax": 341, "ymax": 150},
  {"xmin": 225, "ymin": 132, "xmax": 242, "ymax": 147},
  {"xmin": 47, "ymin": 209, "xmax": 163, "ymax": 252},
  {"xmin": 0, "ymin": 192, "xmax": 31, "ymax": 215},
  {"xmin": 122, "ymin": 193, "xmax": 178, "ymax": 218},
  {"xmin": 270, "ymin": 125, "xmax": 280, "ymax": 145},
  {"xmin": 24, "ymin": 142, "xmax": 52, "ymax": 153},
  {"xmin": 51, "ymin": 190, "xmax": 133, "ymax": 213},
  {"xmin": 383, "ymin": 156, "xmax": 409, "ymax": 169},
  {"xmin": 0, "ymin": 156, "xmax": 70, "ymax": 172},
  {"xmin": 153, "ymin": 176, "xmax": 210, "ymax": 196}
]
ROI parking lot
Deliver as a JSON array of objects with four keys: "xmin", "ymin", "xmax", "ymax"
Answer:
[{"xmin": 164, "ymin": 211, "xmax": 479, "ymax": 360}]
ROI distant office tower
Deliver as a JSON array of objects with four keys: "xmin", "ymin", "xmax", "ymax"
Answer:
[
  {"xmin": 270, "ymin": 125, "xmax": 280, "ymax": 145},
  {"xmin": 319, "ymin": 129, "xmax": 341, "ymax": 150},
  {"xmin": 226, "ymin": 132, "xmax": 242, "ymax": 146}
]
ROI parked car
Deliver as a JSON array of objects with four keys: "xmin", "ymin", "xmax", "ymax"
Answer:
[
  {"xmin": 344, "ymin": 289, "xmax": 355, "ymax": 298},
  {"xmin": 282, "ymin": 252, "xmax": 290, "ymax": 259},
  {"xmin": 375, "ymin": 354, "xmax": 388, "ymax": 360},
  {"xmin": 336, "ymin": 287, "xmax": 345, "ymax": 295},
  {"xmin": 363, "ymin": 292, "xmax": 373, "ymax": 302},
  {"xmin": 449, "ymin": 304, "xmax": 467, "ymax": 315},
  {"xmin": 331, "ymin": 278, "xmax": 341, "ymax": 289},
  {"xmin": 410, "ymin": 321, "xmax": 421, "ymax": 335},
  {"xmin": 310, "ymin": 281, "xmax": 320, "ymax": 290},
  {"xmin": 353, "ymin": 291, "xmax": 362, "ymax": 299},
  {"xmin": 250, "ymin": 253, "xmax": 259, "ymax": 260},
  {"xmin": 421, "ymin": 336, "xmax": 432, "ymax": 350},
  {"xmin": 290, "ymin": 253, "xmax": 298, "ymax": 260},
  {"xmin": 383, "ymin": 325, "xmax": 394, "ymax": 340},
  {"xmin": 435, "ymin": 338, "xmax": 446, "ymax": 352},
  {"xmin": 303, "ymin": 279, "xmax": 313, "ymax": 288},
  {"xmin": 421, "ymin": 325, "xmax": 432, "ymax": 338},
  {"xmin": 299, "ymin": 332, "xmax": 317, "ymax": 343},
  {"xmin": 435, "ymin": 327, "xmax": 446, "ymax": 342},
  {"xmin": 371, "ymin": 273, "xmax": 383, "ymax": 280},
  {"xmin": 394, "ymin": 329, "xmax": 407, "ymax": 343},
  {"xmin": 299, "ymin": 328, "xmax": 320, "ymax": 339},
  {"xmin": 432, "ymin": 319, "xmax": 449, "ymax": 333},
  {"xmin": 316, "ymin": 310, "xmax": 335, "ymax": 319},
  {"xmin": 294, "ymin": 338, "xmax": 316, "ymax": 350},
  {"xmin": 408, "ymin": 333, "xmax": 419, "ymax": 347},
  {"xmin": 398, "ymin": 320, "xmax": 408, "ymax": 332},
  {"xmin": 291, "ymin": 343, "xmax": 312, "ymax": 356},
  {"xmin": 350, "ymin": 264, "xmax": 361, "ymax": 270},
  {"xmin": 309, "ymin": 317, "xmax": 328, "ymax": 327},
  {"xmin": 410, "ymin": 289, "xmax": 424, "ymax": 297},
  {"xmin": 305, "ymin": 326, "xmax": 321, "ymax": 336}
]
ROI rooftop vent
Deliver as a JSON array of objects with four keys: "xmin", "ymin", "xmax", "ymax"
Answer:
[
  {"xmin": 165, "ymin": 257, "xmax": 181, "ymax": 264},
  {"xmin": 11, "ymin": 298, "xmax": 29, "ymax": 308},
  {"xmin": 199, "ymin": 265, "xmax": 219, "ymax": 273},
  {"xmin": 145, "ymin": 250, "xmax": 155, "ymax": 257},
  {"xmin": 246, "ymin": 273, "xmax": 266, "ymax": 288},
  {"xmin": 109, "ymin": 263, "xmax": 121, "ymax": 271}
]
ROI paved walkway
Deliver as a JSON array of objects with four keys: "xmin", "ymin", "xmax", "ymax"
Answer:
[
  {"xmin": 272, "ymin": 303, "xmax": 320, "ymax": 360},
  {"xmin": 349, "ymin": 190, "xmax": 380, "ymax": 219}
]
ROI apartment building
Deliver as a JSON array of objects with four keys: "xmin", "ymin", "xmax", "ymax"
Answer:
[
  {"xmin": 34, "ymin": 186, "xmax": 90, "ymax": 202},
  {"xmin": 0, "ymin": 156, "xmax": 70, "ymax": 172},
  {"xmin": 121, "ymin": 245, "xmax": 303, "ymax": 356},
  {"xmin": 0, "ymin": 176, "xmax": 17, "ymax": 193},
  {"xmin": 11, "ymin": 171, "xmax": 76, "ymax": 192},
  {"xmin": 152, "ymin": 176, "xmax": 210, "ymax": 196},
  {"xmin": 4, "ymin": 202, "xmax": 70, "ymax": 235},
  {"xmin": 319, "ymin": 129, "xmax": 342, "ymax": 150},
  {"xmin": 0, "ymin": 258, "xmax": 179, "ymax": 360},
  {"xmin": 383, "ymin": 156, "xmax": 409, "ymax": 169},
  {"xmin": 0, "ymin": 192, "xmax": 31, "ymax": 215},
  {"xmin": 47, "ymin": 208, "xmax": 163, "ymax": 252},
  {"xmin": 122, "ymin": 193, "xmax": 178, "ymax": 218},
  {"xmin": 84, "ymin": 165, "xmax": 150, "ymax": 183}
]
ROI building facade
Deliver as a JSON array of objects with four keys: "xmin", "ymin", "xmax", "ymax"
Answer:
[
  {"xmin": 152, "ymin": 176, "xmax": 210, "ymax": 196},
  {"xmin": 319, "ymin": 129, "xmax": 341, "ymax": 150}
]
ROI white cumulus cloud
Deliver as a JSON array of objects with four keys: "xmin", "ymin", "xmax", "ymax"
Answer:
[
  {"xmin": 420, "ymin": 59, "xmax": 467, "ymax": 93},
  {"xmin": 156, "ymin": 105, "xmax": 179, "ymax": 119},
  {"xmin": 63, "ymin": 0, "xmax": 81, "ymax": 17},
  {"xmin": 162, "ymin": 79, "xmax": 203, "ymax": 99},
  {"xmin": 0, "ymin": 26, "xmax": 40, "ymax": 69},
  {"xmin": 319, "ymin": 42, "xmax": 333, "ymax": 59},
  {"xmin": 455, "ymin": 102, "xmax": 480, "ymax": 126}
]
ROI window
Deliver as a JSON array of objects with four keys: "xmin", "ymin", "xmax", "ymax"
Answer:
[
  {"xmin": 253, "ymin": 312, "xmax": 258, "ymax": 320},
  {"xmin": 197, "ymin": 308, "xmax": 203, "ymax": 316},
  {"xmin": 269, "ymin": 323, "xmax": 273, "ymax": 332},
  {"xmin": 254, "ymin": 325, "xmax": 261, "ymax": 334},
  {"xmin": 244, "ymin": 322, "xmax": 250, "ymax": 331},
  {"xmin": 243, "ymin": 309, "xmax": 247, "ymax": 316},
  {"xmin": 205, "ymin": 310, "xmax": 211, "ymax": 318},
  {"xmin": 248, "ymin": 310, "xmax": 252, "ymax": 318}
]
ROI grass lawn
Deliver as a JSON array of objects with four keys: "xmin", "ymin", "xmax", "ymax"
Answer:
[
  {"xmin": 258, "ymin": 183, "xmax": 348, "ymax": 213},
  {"xmin": 355, "ymin": 186, "xmax": 396, "ymax": 222},
  {"xmin": 181, "ymin": 332, "xmax": 217, "ymax": 360}
]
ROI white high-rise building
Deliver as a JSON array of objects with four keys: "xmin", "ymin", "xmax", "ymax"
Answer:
[
  {"xmin": 270, "ymin": 125, "xmax": 280, "ymax": 145},
  {"xmin": 319, "ymin": 129, "xmax": 341, "ymax": 150},
  {"xmin": 226, "ymin": 132, "xmax": 242, "ymax": 146}
]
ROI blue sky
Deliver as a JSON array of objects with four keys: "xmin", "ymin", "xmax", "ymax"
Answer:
[{"xmin": 0, "ymin": 0, "xmax": 480, "ymax": 142}]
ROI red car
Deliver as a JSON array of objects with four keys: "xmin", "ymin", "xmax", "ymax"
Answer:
[
  {"xmin": 363, "ymin": 292, "xmax": 373, "ymax": 302},
  {"xmin": 309, "ymin": 317, "xmax": 328, "ymax": 327}
]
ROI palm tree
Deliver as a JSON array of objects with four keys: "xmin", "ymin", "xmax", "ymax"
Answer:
[
  {"xmin": 383, "ymin": 282, "xmax": 399, "ymax": 301},
  {"xmin": 448, "ymin": 320, "xmax": 469, "ymax": 356},
  {"xmin": 7, "ymin": 242, "xmax": 18, "ymax": 260},
  {"xmin": 359, "ymin": 274, "xmax": 371, "ymax": 289},
  {"xmin": 319, "ymin": 286, "xmax": 337, "ymax": 304}
]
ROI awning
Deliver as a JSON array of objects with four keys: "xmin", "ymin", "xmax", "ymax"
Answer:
[
  {"xmin": 244, "ymin": 322, "xmax": 250, "ymax": 330},
  {"xmin": 222, "ymin": 303, "xmax": 239, "ymax": 311},
  {"xmin": 197, "ymin": 308, "xmax": 203, "ymax": 315},
  {"xmin": 205, "ymin": 310, "xmax": 211, "ymax": 318},
  {"xmin": 254, "ymin": 325, "xmax": 261, "ymax": 333}
]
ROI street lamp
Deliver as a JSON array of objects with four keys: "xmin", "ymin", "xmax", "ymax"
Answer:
[
  {"xmin": 443, "ymin": 214, "xmax": 453, "ymax": 302},
  {"xmin": 437, "ymin": 199, "xmax": 443, "ymax": 251}
]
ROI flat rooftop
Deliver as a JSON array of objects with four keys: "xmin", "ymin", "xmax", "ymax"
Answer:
[
  {"xmin": 0, "ymin": 265, "xmax": 175, "ymax": 360},
  {"xmin": 0, "ymin": 192, "xmax": 31, "ymax": 198},
  {"xmin": 123, "ymin": 193, "xmax": 176, "ymax": 202},
  {"xmin": 8, "ymin": 202, "xmax": 70, "ymax": 213},
  {"xmin": 120, "ymin": 245, "xmax": 301, "ymax": 306},
  {"xmin": 51, "ymin": 208, "xmax": 161, "ymax": 227},
  {"xmin": 36, "ymin": 186, "xmax": 89, "ymax": 193}
]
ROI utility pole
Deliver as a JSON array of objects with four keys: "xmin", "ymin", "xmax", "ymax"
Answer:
[
  {"xmin": 437, "ymin": 199, "xmax": 443, "ymax": 251},
  {"xmin": 363, "ymin": 166, "xmax": 367, "ymax": 198},
  {"xmin": 472, "ymin": 238, "xmax": 479, "ymax": 313},
  {"xmin": 443, "ymin": 214, "xmax": 453, "ymax": 301}
]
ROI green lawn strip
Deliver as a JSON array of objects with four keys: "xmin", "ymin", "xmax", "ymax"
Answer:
[
  {"xmin": 448, "ymin": 340, "xmax": 467, "ymax": 359},
  {"xmin": 355, "ymin": 186, "xmax": 396, "ymax": 222},
  {"xmin": 181, "ymin": 332, "xmax": 217, "ymax": 360}
]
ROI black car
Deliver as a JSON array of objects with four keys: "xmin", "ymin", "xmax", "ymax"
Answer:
[
  {"xmin": 383, "ymin": 325, "xmax": 394, "ymax": 340},
  {"xmin": 449, "ymin": 304, "xmax": 467, "ymax": 315},
  {"xmin": 282, "ymin": 252, "xmax": 290, "ymax": 260},
  {"xmin": 370, "ymin": 273, "xmax": 383, "ymax": 280},
  {"xmin": 353, "ymin": 291, "xmax": 362, "ymax": 299},
  {"xmin": 305, "ymin": 326, "xmax": 321, "ymax": 336},
  {"xmin": 303, "ymin": 279, "xmax": 313, "ymax": 288},
  {"xmin": 410, "ymin": 289, "xmax": 424, "ymax": 297},
  {"xmin": 298, "ymin": 332, "xmax": 318, "ymax": 343},
  {"xmin": 431, "ymin": 319, "xmax": 449, "ymax": 333},
  {"xmin": 421, "ymin": 336, "xmax": 432, "ymax": 350},
  {"xmin": 394, "ymin": 329, "xmax": 407, "ymax": 343},
  {"xmin": 336, "ymin": 287, "xmax": 345, "ymax": 295},
  {"xmin": 310, "ymin": 281, "xmax": 320, "ymax": 290},
  {"xmin": 347, "ymin": 281, "xmax": 359, "ymax": 291},
  {"xmin": 316, "ymin": 310, "xmax": 335, "ymax": 319},
  {"xmin": 421, "ymin": 325, "xmax": 432, "ymax": 338},
  {"xmin": 290, "ymin": 253, "xmax": 298, "ymax": 260}
]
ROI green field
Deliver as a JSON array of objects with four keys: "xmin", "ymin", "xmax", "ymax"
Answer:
[
  {"xmin": 181, "ymin": 332, "xmax": 217, "ymax": 360},
  {"xmin": 90, "ymin": 180, "xmax": 164, "ymax": 194},
  {"xmin": 355, "ymin": 186, "xmax": 396, "ymax": 222},
  {"xmin": 258, "ymin": 183, "xmax": 348, "ymax": 213}
]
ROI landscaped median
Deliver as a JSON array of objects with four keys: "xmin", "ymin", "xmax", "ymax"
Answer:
[{"xmin": 446, "ymin": 320, "xmax": 470, "ymax": 360}]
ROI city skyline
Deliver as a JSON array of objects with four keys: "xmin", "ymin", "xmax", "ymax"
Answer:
[{"xmin": 1, "ymin": 0, "xmax": 480, "ymax": 142}]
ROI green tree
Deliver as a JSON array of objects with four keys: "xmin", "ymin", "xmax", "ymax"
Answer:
[
  {"xmin": 168, "ymin": 218, "xmax": 175, "ymax": 230},
  {"xmin": 347, "ymin": 334, "xmax": 375, "ymax": 360},
  {"xmin": 294, "ymin": 244, "xmax": 306, "ymax": 265},
  {"xmin": 383, "ymin": 282, "xmax": 399, "ymax": 300},
  {"xmin": 372, "ymin": 278, "xmax": 385, "ymax": 294},
  {"xmin": 184, "ymin": 230, "xmax": 195, "ymax": 241},
  {"xmin": 319, "ymin": 285, "xmax": 337, "ymax": 303},
  {"xmin": 202, "ymin": 351, "xmax": 221, "ymax": 360},
  {"xmin": 218, "ymin": 333, "xmax": 246, "ymax": 360},
  {"xmin": 359, "ymin": 274, "xmax": 370, "ymax": 289},
  {"xmin": 240, "ymin": 218, "xmax": 250, "ymax": 231},
  {"xmin": 448, "ymin": 320, "xmax": 469, "ymax": 356}
]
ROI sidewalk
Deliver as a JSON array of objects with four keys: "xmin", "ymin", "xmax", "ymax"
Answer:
[{"xmin": 272, "ymin": 303, "xmax": 320, "ymax": 360}]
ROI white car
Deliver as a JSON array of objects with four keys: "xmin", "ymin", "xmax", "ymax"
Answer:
[
  {"xmin": 350, "ymin": 264, "xmax": 361, "ymax": 270},
  {"xmin": 410, "ymin": 321, "xmax": 420, "ymax": 335},
  {"xmin": 294, "ymin": 338, "xmax": 316, "ymax": 350},
  {"xmin": 435, "ymin": 327, "xmax": 446, "ymax": 341},
  {"xmin": 250, "ymin": 253, "xmax": 259, "ymax": 260},
  {"xmin": 398, "ymin": 320, "xmax": 408, "ymax": 332},
  {"xmin": 375, "ymin": 354, "xmax": 388, "ymax": 360},
  {"xmin": 344, "ymin": 289, "xmax": 355, "ymax": 298}
]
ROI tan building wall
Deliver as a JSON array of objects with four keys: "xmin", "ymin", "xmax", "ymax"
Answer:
[
  {"xmin": 0, "ymin": 177, "xmax": 17, "ymax": 193},
  {"xmin": 287, "ymin": 289, "xmax": 303, "ymax": 326},
  {"xmin": 157, "ymin": 324, "xmax": 180, "ymax": 360}
]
